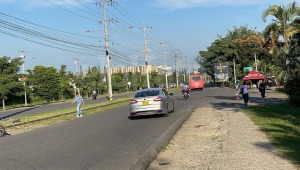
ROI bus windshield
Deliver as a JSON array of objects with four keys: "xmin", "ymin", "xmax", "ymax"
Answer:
[{"xmin": 191, "ymin": 76, "xmax": 201, "ymax": 81}]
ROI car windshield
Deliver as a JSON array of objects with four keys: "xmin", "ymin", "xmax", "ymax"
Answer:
[{"xmin": 134, "ymin": 90, "xmax": 160, "ymax": 97}]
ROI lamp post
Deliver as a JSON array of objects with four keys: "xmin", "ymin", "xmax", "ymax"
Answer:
[
  {"xmin": 73, "ymin": 58, "xmax": 79, "ymax": 76},
  {"xmin": 143, "ymin": 26, "xmax": 150, "ymax": 88},
  {"xmin": 18, "ymin": 50, "xmax": 27, "ymax": 106},
  {"xmin": 160, "ymin": 42, "xmax": 169, "ymax": 89},
  {"xmin": 233, "ymin": 58, "xmax": 237, "ymax": 84}
]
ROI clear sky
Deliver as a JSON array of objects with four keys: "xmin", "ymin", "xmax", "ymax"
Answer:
[{"xmin": 0, "ymin": 0, "xmax": 294, "ymax": 73}]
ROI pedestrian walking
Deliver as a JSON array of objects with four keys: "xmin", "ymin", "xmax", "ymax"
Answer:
[
  {"xmin": 71, "ymin": 92, "xmax": 84, "ymax": 117},
  {"xmin": 259, "ymin": 80, "xmax": 267, "ymax": 99},
  {"xmin": 240, "ymin": 81, "xmax": 250, "ymax": 107}
]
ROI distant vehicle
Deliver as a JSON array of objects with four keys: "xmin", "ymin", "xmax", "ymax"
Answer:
[
  {"xmin": 170, "ymin": 83, "xmax": 176, "ymax": 88},
  {"xmin": 189, "ymin": 73, "xmax": 204, "ymax": 91},
  {"xmin": 129, "ymin": 88, "xmax": 174, "ymax": 119}
]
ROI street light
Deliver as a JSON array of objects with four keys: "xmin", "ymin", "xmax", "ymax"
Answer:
[
  {"xmin": 18, "ymin": 50, "xmax": 27, "ymax": 106},
  {"xmin": 160, "ymin": 42, "xmax": 169, "ymax": 89},
  {"xmin": 73, "ymin": 58, "xmax": 79, "ymax": 76}
]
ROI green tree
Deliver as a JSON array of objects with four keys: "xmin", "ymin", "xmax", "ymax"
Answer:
[
  {"xmin": 58, "ymin": 65, "xmax": 72, "ymax": 100},
  {"xmin": 262, "ymin": 1, "xmax": 300, "ymax": 105},
  {"xmin": 0, "ymin": 56, "xmax": 24, "ymax": 110},
  {"xmin": 198, "ymin": 26, "xmax": 271, "ymax": 86},
  {"xmin": 111, "ymin": 73, "xmax": 127, "ymax": 92},
  {"xmin": 27, "ymin": 66, "xmax": 60, "ymax": 102}
]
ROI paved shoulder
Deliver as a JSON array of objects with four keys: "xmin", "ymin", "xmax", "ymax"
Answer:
[{"xmin": 148, "ymin": 107, "xmax": 298, "ymax": 170}]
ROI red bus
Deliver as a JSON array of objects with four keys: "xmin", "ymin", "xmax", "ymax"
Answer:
[{"xmin": 189, "ymin": 73, "xmax": 204, "ymax": 91}]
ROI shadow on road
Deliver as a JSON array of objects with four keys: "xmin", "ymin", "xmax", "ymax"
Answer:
[{"xmin": 0, "ymin": 107, "xmax": 36, "ymax": 120}]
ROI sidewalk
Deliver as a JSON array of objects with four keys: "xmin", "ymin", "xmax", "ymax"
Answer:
[{"xmin": 148, "ymin": 91, "xmax": 298, "ymax": 170}]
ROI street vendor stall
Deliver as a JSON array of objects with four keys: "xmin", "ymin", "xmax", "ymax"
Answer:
[
  {"xmin": 242, "ymin": 70, "xmax": 265, "ymax": 89},
  {"xmin": 242, "ymin": 70, "xmax": 265, "ymax": 80}
]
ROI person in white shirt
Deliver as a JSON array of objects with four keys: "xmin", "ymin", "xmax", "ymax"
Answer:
[
  {"xmin": 240, "ymin": 81, "xmax": 250, "ymax": 107},
  {"xmin": 182, "ymin": 82, "xmax": 190, "ymax": 97}
]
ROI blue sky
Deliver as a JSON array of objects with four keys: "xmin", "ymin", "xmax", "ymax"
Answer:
[{"xmin": 0, "ymin": 0, "xmax": 294, "ymax": 73}]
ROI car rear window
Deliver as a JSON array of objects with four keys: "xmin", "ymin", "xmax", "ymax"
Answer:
[{"xmin": 134, "ymin": 90, "xmax": 160, "ymax": 97}]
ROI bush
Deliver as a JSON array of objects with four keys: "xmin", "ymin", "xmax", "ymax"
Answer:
[{"xmin": 285, "ymin": 77, "xmax": 300, "ymax": 106}]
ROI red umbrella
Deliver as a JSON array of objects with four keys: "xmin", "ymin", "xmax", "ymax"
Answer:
[{"xmin": 242, "ymin": 70, "xmax": 265, "ymax": 80}]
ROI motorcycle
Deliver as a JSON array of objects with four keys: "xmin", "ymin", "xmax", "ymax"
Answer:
[
  {"xmin": 0, "ymin": 123, "xmax": 5, "ymax": 137},
  {"xmin": 183, "ymin": 92, "xmax": 189, "ymax": 99}
]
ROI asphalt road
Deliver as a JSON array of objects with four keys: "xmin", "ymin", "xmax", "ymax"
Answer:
[{"xmin": 0, "ymin": 87, "xmax": 242, "ymax": 170}]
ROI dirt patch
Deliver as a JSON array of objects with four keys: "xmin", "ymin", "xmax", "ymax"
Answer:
[{"xmin": 147, "ymin": 106, "xmax": 298, "ymax": 170}]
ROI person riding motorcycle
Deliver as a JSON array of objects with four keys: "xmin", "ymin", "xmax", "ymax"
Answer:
[{"xmin": 182, "ymin": 82, "xmax": 190, "ymax": 97}]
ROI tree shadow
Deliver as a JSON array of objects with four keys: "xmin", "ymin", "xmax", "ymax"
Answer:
[{"xmin": 0, "ymin": 107, "xmax": 36, "ymax": 120}]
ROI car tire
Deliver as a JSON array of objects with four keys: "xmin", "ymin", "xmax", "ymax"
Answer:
[
  {"xmin": 0, "ymin": 127, "xmax": 5, "ymax": 137},
  {"xmin": 129, "ymin": 115, "xmax": 136, "ymax": 120},
  {"xmin": 164, "ymin": 104, "xmax": 169, "ymax": 117},
  {"xmin": 170, "ymin": 102, "xmax": 175, "ymax": 113}
]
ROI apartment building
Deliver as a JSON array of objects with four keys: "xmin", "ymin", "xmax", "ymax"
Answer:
[{"xmin": 111, "ymin": 65, "xmax": 172, "ymax": 75}]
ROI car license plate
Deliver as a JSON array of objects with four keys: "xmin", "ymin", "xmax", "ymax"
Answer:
[{"xmin": 142, "ymin": 101, "xmax": 149, "ymax": 105}]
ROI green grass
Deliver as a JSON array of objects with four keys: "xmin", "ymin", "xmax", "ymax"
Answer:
[{"xmin": 244, "ymin": 103, "xmax": 300, "ymax": 167}]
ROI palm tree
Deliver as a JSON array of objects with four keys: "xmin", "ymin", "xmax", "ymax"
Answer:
[
  {"xmin": 262, "ymin": 1, "xmax": 300, "ymax": 54},
  {"xmin": 262, "ymin": 1, "xmax": 300, "ymax": 69},
  {"xmin": 262, "ymin": 1, "xmax": 300, "ymax": 105}
]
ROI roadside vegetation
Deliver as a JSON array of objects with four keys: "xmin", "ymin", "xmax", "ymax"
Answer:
[
  {"xmin": 245, "ymin": 103, "xmax": 300, "ymax": 167},
  {"xmin": 198, "ymin": 1, "xmax": 300, "ymax": 106}
]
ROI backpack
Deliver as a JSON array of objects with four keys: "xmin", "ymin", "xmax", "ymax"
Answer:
[{"xmin": 239, "ymin": 86, "xmax": 244, "ymax": 94}]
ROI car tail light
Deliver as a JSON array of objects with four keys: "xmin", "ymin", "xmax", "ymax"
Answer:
[
  {"xmin": 130, "ymin": 100, "xmax": 138, "ymax": 104},
  {"xmin": 153, "ymin": 97, "xmax": 164, "ymax": 102}
]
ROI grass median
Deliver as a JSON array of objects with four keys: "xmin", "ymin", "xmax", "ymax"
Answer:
[{"xmin": 245, "ymin": 103, "xmax": 300, "ymax": 167}]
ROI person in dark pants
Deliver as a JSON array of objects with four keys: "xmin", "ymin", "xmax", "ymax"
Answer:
[
  {"xmin": 259, "ymin": 80, "xmax": 267, "ymax": 98},
  {"xmin": 240, "ymin": 81, "xmax": 250, "ymax": 107}
]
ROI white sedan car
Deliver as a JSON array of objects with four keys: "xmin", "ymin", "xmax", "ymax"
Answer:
[{"xmin": 129, "ymin": 88, "xmax": 174, "ymax": 119}]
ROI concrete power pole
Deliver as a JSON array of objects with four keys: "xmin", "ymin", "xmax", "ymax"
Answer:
[
  {"xmin": 18, "ymin": 50, "xmax": 27, "ymax": 106},
  {"xmin": 175, "ymin": 50, "xmax": 179, "ymax": 88},
  {"xmin": 185, "ymin": 56, "xmax": 190, "ymax": 84},
  {"xmin": 160, "ymin": 42, "xmax": 169, "ymax": 89},
  {"xmin": 143, "ymin": 26, "xmax": 150, "ymax": 88},
  {"xmin": 233, "ymin": 58, "xmax": 237, "ymax": 84},
  {"xmin": 73, "ymin": 58, "xmax": 79, "ymax": 76},
  {"xmin": 98, "ymin": 0, "xmax": 115, "ymax": 101}
]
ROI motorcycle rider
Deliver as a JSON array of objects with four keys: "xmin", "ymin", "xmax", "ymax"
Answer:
[{"xmin": 182, "ymin": 82, "xmax": 190, "ymax": 97}]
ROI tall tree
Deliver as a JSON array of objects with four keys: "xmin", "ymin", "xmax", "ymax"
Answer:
[
  {"xmin": 58, "ymin": 65, "xmax": 72, "ymax": 100},
  {"xmin": 26, "ymin": 66, "xmax": 60, "ymax": 102},
  {"xmin": 262, "ymin": 1, "xmax": 300, "ymax": 75},
  {"xmin": 262, "ymin": 1, "xmax": 300, "ymax": 105},
  {"xmin": 0, "ymin": 56, "xmax": 24, "ymax": 110}
]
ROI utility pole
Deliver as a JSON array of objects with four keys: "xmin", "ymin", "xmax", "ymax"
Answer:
[
  {"xmin": 97, "ymin": 0, "xmax": 115, "ymax": 101},
  {"xmin": 73, "ymin": 58, "xmax": 79, "ymax": 76},
  {"xmin": 18, "ymin": 50, "xmax": 27, "ymax": 106},
  {"xmin": 233, "ymin": 58, "xmax": 237, "ymax": 84},
  {"xmin": 184, "ymin": 56, "xmax": 190, "ymax": 83},
  {"xmin": 160, "ymin": 42, "xmax": 169, "ymax": 89},
  {"xmin": 174, "ymin": 50, "xmax": 179, "ymax": 88},
  {"xmin": 254, "ymin": 53, "xmax": 258, "ymax": 71},
  {"xmin": 143, "ymin": 26, "xmax": 150, "ymax": 88}
]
